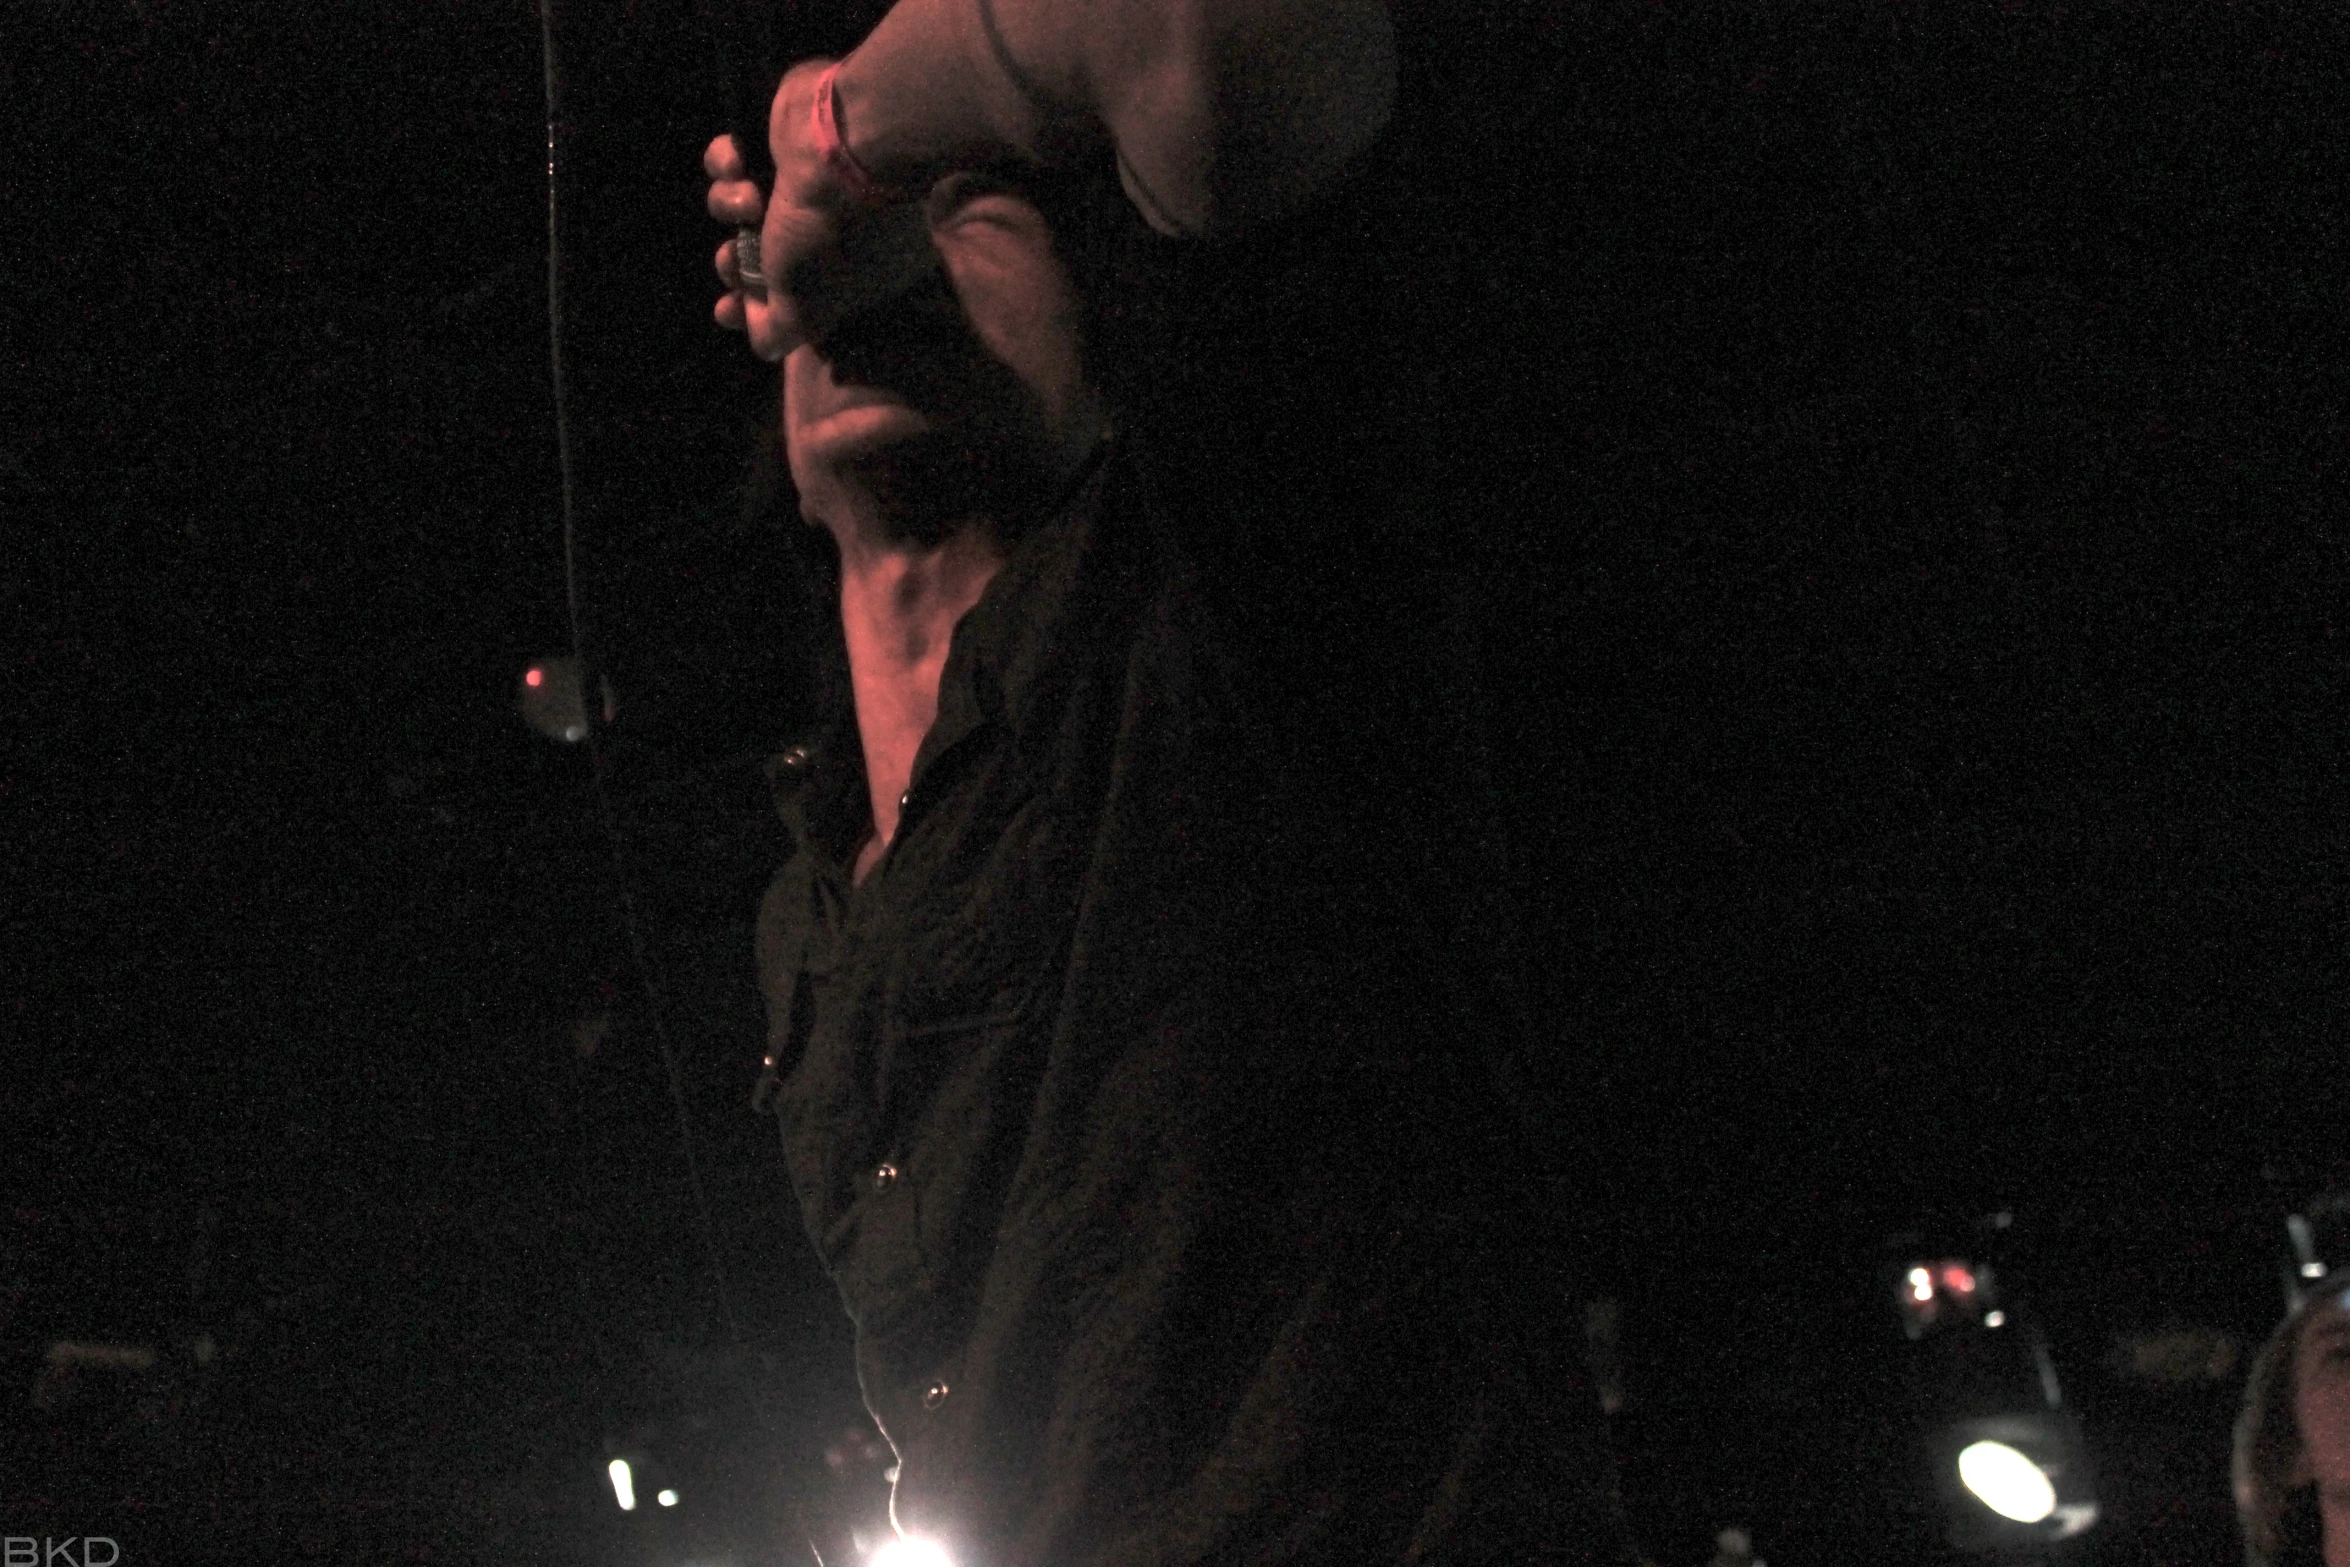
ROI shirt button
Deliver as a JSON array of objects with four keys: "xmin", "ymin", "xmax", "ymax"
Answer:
[
  {"xmin": 898, "ymin": 789, "xmax": 912, "ymax": 811},
  {"xmin": 921, "ymin": 1381, "xmax": 949, "ymax": 1410},
  {"xmin": 873, "ymin": 1162, "xmax": 899, "ymax": 1192}
]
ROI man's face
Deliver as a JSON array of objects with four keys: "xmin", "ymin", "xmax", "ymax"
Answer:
[
  {"xmin": 2297, "ymin": 1288, "xmax": 2350, "ymax": 1494},
  {"xmin": 783, "ymin": 176, "xmax": 1095, "ymax": 535}
]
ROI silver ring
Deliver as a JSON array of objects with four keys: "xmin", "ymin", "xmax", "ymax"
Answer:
[{"xmin": 734, "ymin": 227, "xmax": 766, "ymax": 293}]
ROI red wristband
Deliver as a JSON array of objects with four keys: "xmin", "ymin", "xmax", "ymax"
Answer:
[{"xmin": 811, "ymin": 62, "xmax": 900, "ymax": 206}]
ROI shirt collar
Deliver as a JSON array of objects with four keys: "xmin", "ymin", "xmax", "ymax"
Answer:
[
  {"xmin": 765, "ymin": 434, "xmax": 1121, "ymax": 858},
  {"xmin": 914, "ymin": 436, "xmax": 1116, "ymax": 781}
]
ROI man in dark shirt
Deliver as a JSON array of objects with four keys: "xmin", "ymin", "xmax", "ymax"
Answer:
[
  {"xmin": 709, "ymin": 2, "xmax": 1630, "ymax": 1559},
  {"xmin": 725, "ymin": 147, "xmax": 1630, "ymax": 1565}
]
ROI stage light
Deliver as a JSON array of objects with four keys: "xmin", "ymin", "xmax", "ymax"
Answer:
[
  {"xmin": 1886, "ymin": 1237, "xmax": 2101, "ymax": 1549},
  {"xmin": 1896, "ymin": 1257, "xmax": 2006, "ymax": 1341},
  {"xmin": 657, "ymin": 1488, "xmax": 679, "ymax": 1508},
  {"xmin": 1958, "ymin": 1440, "xmax": 2056, "ymax": 1523},
  {"xmin": 869, "ymin": 1535, "xmax": 954, "ymax": 1567},
  {"xmin": 608, "ymin": 1457, "xmax": 638, "ymax": 1511},
  {"xmin": 2304, "ymin": 1261, "xmax": 2328, "ymax": 1279},
  {"xmin": 1936, "ymin": 1416, "xmax": 2100, "ymax": 1548},
  {"xmin": 517, "ymin": 654, "xmax": 613, "ymax": 744}
]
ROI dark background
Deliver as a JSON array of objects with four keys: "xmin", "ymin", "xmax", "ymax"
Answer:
[{"xmin": 5, "ymin": 1, "xmax": 2344, "ymax": 1563}]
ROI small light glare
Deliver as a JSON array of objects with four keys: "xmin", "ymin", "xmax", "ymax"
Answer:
[
  {"xmin": 869, "ymin": 1537, "xmax": 955, "ymax": 1567},
  {"xmin": 1958, "ymin": 1439, "xmax": 2057, "ymax": 1523},
  {"xmin": 608, "ymin": 1458, "xmax": 637, "ymax": 1512},
  {"xmin": 656, "ymin": 1488, "xmax": 679, "ymax": 1508},
  {"xmin": 2302, "ymin": 1261, "xmax": 2328, "ymax": 1279},
  {"xmin": 1984, "ymin": 1309, "xmax": 2007, "ymax": 1328},
  {"xmin": 1908, "ymin": 1267, "xmax": 1934, "ymax": 1302},
  {"xmin": 526, "ymin": 666, "xmax": 545, "ymax": 688}
]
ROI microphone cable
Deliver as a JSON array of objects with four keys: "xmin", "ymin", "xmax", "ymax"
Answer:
[{"xmin": 536, "ymin": 7, "xmax": 828, "ymax": 1562}]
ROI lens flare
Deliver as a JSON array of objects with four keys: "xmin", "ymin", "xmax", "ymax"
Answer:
[
  {"xmin": 1958, "ymin": 1440, "xmax": 2056, "ymax": 1523},
  {"xmin": 869, "ymin": 1537, "xmax": 954, "ymax": 1567}
]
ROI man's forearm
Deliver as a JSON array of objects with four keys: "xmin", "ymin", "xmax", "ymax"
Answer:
[{"xmin": 829, "ymin": 0, "xmax": 1396, "ymax": 235}]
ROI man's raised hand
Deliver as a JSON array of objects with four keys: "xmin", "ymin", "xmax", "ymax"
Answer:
[
  {"xmin": 704, "ymin": 131, "xmax": 767, "ymax": 338},
  {"xmin": 705, "ymin": 60, "xmax": 935, "ymax": 362}
]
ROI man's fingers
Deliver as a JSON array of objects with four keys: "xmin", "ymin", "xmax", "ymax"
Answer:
[
  {"xmin": 702, "ymin": 133, "xmax": 745, "ymax": 182},
  {"xmin": 704, "ymin": 130, "xmax": 783, "ymax": 351},
  {"xmin": 708, "ymin": 177, "xmax": 765, "ymax": 227},
  {"xmin": 706, "ymin": 132, "xmax": 762, "ymax": 227},
  {"xmin": 711, "ymin": 280, "xmax": 789, "ymax": 353}
]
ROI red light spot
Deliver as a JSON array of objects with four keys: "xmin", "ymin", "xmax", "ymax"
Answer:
[
  {"xmin": 525, "ymin": 667, "xmax": 544, "ymax": 688},
  {"xmin": 1942, "ymin": 1264, "xmax": 1976, "ymax": 1295}
]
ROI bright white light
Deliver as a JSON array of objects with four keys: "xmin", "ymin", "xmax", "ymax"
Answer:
[
  {"xmin": 869, "ymin": 1536, "xmax": 954, "ymax": 1567},
  {"xmin": 1984, "ymin": 1310, "xmax": 2007, "ymax": 1328},
  {"xmin": 608, "ymin": 1458, "xmax": 638, "ymax": 1512},
  {"xmin": 657, "ymin": 1488, "xmax": 680, "ymax": 1508},
  {"xmin": 1908, "ymin": 1267, "xmax": 1934, "ymax": 1302},
  {"xmin": 2303, "ymin": 1261, "xmax": 2328, "ymax": 1279},
  {"xmin": 1958, "ymin": 1440, "xmax": 2056, "ymax": 1523}
]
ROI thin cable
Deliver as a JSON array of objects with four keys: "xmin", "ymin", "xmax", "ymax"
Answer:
[
  {"xmin": 538, "ymin": 0, "xmax": 769, "ymax": 1438},
  {"xmin": 541, "ymin": 0, "xmax": 586, "ymax": 662}
]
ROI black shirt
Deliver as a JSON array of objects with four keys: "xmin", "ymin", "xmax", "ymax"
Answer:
[{"xmin": 755, "ymin": 440, "xmax": 1631, "ymax": 1566}]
